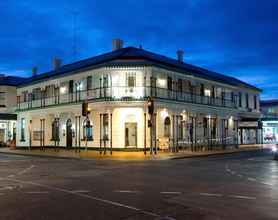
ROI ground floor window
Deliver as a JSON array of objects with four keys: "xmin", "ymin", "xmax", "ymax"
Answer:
[
  {"xmin": 20, "ymin": 118, "xmax": 26, "ymax": 141},
  {"xmin": 125, "ymin": 122, "xmax": 137, "ymax": 147},
  {"xmin": 51, "ymin": 118, "xmax": 60, "ymax": 141},
  {"xmin": 83, "ymin": 117, "xmax": 93, "ymax": 141},
  {"xmin": 164, "ymin": 117, "xmax": 171, "ymax": 138}
]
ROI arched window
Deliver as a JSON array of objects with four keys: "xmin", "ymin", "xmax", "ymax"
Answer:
[
  {"xmin": 164, "ymin": 117, "xmax": 171, "ymax": 137},
  {"xmin": 83, "ymin": 117, "xmax": 93, "ymax": 141},
  {"xmin": 51, "ymin": 118, "xmax": 60, "ymax": 141}
]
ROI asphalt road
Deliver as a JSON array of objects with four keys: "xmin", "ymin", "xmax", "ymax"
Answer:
[{"xmin": 0, "ymin": 150, "xmax": 277, "ymax": 220}]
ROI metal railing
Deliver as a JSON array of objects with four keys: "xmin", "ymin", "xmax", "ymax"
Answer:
[{"xmin": 17, "ymin": 86, "xmax": 237, "ymax": 111}]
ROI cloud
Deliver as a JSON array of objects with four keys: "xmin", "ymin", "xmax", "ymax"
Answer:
[{"xmin": 0, "ymin": 0, "xmax": 277, "ymax": 99}]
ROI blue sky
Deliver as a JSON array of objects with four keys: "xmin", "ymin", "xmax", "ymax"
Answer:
[{"xmin": 0, "ymin": 0, "xmax": 277, "ymax": 99}]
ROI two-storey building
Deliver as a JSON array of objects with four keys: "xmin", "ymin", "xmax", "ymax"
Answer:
[
  {"xmin": 15, "ymin": 40, "xmax": 262, "ymax": 152},
  {"xmin": 0, "ymin": 75, "xmax": 26, "ymax": 145},
  {"xmin": 260, "ymin": 100, "xmax": 278, "ymax": 143}
]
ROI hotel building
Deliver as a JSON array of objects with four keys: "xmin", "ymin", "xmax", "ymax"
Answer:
[{"xmin": 15, "ymin": 40, "xmax": 262, "ymax": 152}]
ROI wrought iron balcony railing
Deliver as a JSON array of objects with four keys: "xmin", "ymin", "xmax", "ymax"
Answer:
[{"xmin": 16, "ymin": 86, "xmax": 237, "ymax": 111}]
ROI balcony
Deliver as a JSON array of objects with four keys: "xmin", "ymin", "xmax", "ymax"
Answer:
[{"xmin": 16, "ymin": 86, "xmax": 237, "ymax": 111}]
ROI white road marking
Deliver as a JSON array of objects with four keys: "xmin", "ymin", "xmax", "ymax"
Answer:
[
  {"xmin": 237, "ymin": 174, "xmax": 243, "ymax": 178},
  {"xmin": 229, "ymin": 195, "xmax": 256, "ymax": 200},
  {"xmin": 248, "ymin": 177, "xmax": 256, "ymax": 182},
  {"xmin": 25, "ymin": 191, "xmax": 49, "ymax": 194},
  {"xmin": 5, "ymin": 177, "xmax": 162, "ymax": 218},
  {"xmin": 0, "ymin": 186, "xmax": 16, "ymax": 191},
  {"xmin": 17, "ymin": 165, "xmax": 35, "ymax": 175},
  {"xmin": 70, "ymin": 190, "xmax": 91, "ymax": 193},
  {"xmin": 114, "ymin": 190, "xmax": 140, "ymax": 194},
  {"xmin": 7, "ymin": 175, "xmax": 15, "ymax": 178},
  {"xmin": 199, "ymin": 193, "xmax": 223, "ymax": 197},
  {"xmin": 261, "ymin": 182, "xmax": 274, "ymax": 186},
  {"xmin": 160, "ymin": 191, "xmax": 182, "ymax": 195}
]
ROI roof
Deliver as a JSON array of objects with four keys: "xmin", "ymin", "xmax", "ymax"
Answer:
[
  {"xmin": 0, "ymin": 76, "xmax": 27, "ymax": 86},
  {"xmin": 19, "ymin": 46, "xmax": 261, "ymax": 92},
  {"xmin": 260, "ymin": 99, "xmax": 278, "ymax": 107}
]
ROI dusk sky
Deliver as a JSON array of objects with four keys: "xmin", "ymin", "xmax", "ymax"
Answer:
[{"xmin": 0, "ymin": 0, "xmax": 277, "ymax": 99}]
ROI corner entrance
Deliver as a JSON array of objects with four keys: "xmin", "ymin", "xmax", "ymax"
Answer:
[
  {"xmin": 125, "ymin": 122, "xmax": 137, "ymax": 147},
  {"xmin": 66, "ymin": 119, "xmax": 73, "ymax": 148}
]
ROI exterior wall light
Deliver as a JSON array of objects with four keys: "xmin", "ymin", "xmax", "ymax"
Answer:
[
  {"xmin": 160, "ymin": 108, "xmax": 169, "ymax": 119},
  {"xmin": 60, "ymin": 87, "xmax": 66, "ymax": 94}
]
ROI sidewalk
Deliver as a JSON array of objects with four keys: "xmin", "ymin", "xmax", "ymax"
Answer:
[{"xmin": 0, "ymin": 145, "xmax": 266, "ymax": 161}]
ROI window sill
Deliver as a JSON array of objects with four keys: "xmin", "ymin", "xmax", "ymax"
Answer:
[{"xmin": 81, "ymin": 139, "xmax": 94, "ymax": 142}]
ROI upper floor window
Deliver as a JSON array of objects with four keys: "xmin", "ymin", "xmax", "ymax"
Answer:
[
  {"xmin": 126, "ymin": 73, "xmax": 136, "ymax": 87},
  {"xmin": 246, "ymin": 93, "xmax": 249, "ymax": 108},
  {"xmin": 69, "ymin": 80, "xmax": 74, "ymax": 93},
  {"xmin": 167, "ymin": 77, "xmax": 172, "ymax": 91},
  {"xmin": 200, "ymin": 84, "xmax": 205, "ymax": 96},
  {"xmin": 32, "ymin": 88, "xmax": 41, "ymax": 100},
  {"xmin": 239, "ymin": 92, "xmax": 242, "ymax": 107},
  {"xmin": 22, "ymin": 91, "xmax": 28, "ymax": 102},
  {"xmin": 204, "ymin": 89, "xmax": 211, "ymax": 97},
  {"xmin": 87, "ymin": 76, "xmax": 92, "ymax": 90},
  {"xmin": 254, "ymin": 95, "xmax": 257, "ymax": 109},
  {"xmin": 0, "ymin": 92, "xmax": 5, "ymax": 106},
  {"xmin": 177, "ymin": 79, "xmax": 182, "ymax": 93}
]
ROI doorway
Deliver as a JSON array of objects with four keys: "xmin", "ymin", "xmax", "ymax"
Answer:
[
  {"xmin": 0, "ymin": 129, "xmax": 5, "ymax": 143},
  {"xmin": 66, "ymin": 119, "xmax": 73, "ymax": 148},
  {"xmin": 125, "ymin": 123, "xmax": 137, "ymax": 147}
]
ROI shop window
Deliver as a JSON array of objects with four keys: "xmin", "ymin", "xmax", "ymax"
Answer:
[
  {"xmin": 83, "ymin": 118, "xmax": 93, "ymax": 141},
  {"xmin": 20, "ymin": 118, "xmax": 26, "ymax": 141},
  {"xmin": 164, "ymin": 117, "xmax": 171, "ymax": 137}
]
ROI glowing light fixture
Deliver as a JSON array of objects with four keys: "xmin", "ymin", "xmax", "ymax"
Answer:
[
  {"xmin": 157, "ymin": 78, "xmax": 167, "ymax": 88},
  {"xmin": 160, "ymin": 108, "xmax": 169, "ymax": 119},
  {"xmin": 60, "ymin": 86, "xmax": 66, "ymax": 94}
]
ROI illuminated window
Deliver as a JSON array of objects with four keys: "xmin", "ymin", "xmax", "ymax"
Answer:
[
  {"xmin": 204, "ymin": 89, "xmax": 211, "ymax": 97},
  {"xmin": 51, "ymin": 118, "xmax": 60, "ymax": 141},
  {"xmin": 20, "ymin": 118, "xmax": 26, "ymax": 141},
  {"xmin": 83, "ymin": 118, "xmax": 93, "ymax": 141},
  {"xmin": 164, "ymin": 117, "xmax": 171, "ymax": 137}
]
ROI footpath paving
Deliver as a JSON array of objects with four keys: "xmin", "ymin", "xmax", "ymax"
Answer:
[{"xmin": 0, "ymin": 145, "xmax": 268, "ymax": 161}]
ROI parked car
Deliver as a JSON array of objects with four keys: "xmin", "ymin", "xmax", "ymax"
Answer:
[{"xmin": 264, "ymin": 133, "xmax": 276, "ymax": 141}]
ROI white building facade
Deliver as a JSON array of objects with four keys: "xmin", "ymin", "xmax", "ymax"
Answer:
[
  {"xmin": 0, "ymin": 75, "xmax": 26, "ymax": 145},
  {"xmin": 15, "ymin": 41, "xmax": 262, "ymax": 152}
]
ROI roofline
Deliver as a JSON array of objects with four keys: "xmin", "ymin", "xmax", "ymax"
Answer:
[{"xmin": 16, "ymin": 47, "xmax": 262, "ymax": 92}]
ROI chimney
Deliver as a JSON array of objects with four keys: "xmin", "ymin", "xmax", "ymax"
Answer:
[
  {"xmin": 32, "ymin": 67, "xmax": 38, "ymax": 77},
  {"xmin": 177, "ymin": 49, "xmax": 184, "ymax": 62},
  {"xmin": 53, "ymin": 58, "xmax": 62, "ymax": 70},
  {"xmin": 112, "ymin": 39, "xmax": 124, "ymax": 51}
]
